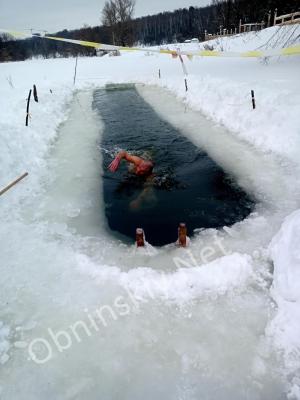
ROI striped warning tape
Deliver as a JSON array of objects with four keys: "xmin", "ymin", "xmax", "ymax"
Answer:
[
  {"xmin": 41, "ymin": 35, "xmax": 300, "ymax": 58},
  {"xmin": 2, "ymin": 29, "xmax": 300, "ymax": 58}
]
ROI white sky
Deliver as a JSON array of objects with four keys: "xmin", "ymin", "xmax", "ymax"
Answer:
[{"xmin": 0, "ymin": 0, "xmax": 210, "ymax": 33}]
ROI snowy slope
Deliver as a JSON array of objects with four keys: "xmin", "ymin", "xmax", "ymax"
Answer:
[{"xmin": 163, "ymin": 24, "xmax": 300, "ymax": 52}]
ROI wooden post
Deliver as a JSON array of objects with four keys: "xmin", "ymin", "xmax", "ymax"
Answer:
[
  {"xmin": 0, "ymin": 173, "xmax": 28, "ymax": 197},
  {"xmin": 26, "ymin": 89, "xmax": 32, "ymax": 126},
  {"xmin": 33, "ymin": 84, "xmax": 38, "ymax": 102},
  {"xmin": 251, "ymin": 90, "xmax": 256, "ymax": 110},
  {"xmin": 184, "ymin": 78, "xmax": 188, "ymax": 92},
  {"xmin": 274, "ymin": 8, "xmax": 278, "ymax": 26},
  {"xmin": 136, "ymin": 228, "xmax": 145, "ymax": 247},
  {"xmin": 159, "ymin": 69, "xmax": 161, "ymax": 79},
  {"xmin": 178, "ymin": 223, "xmax": 187, "ymax": 247},
  {"xmin": 239, "ymin": 19, "xmax": 242, "ymax": 33},
  {"xmin": 267, "ymin": 10, "xmax": 271, "ymax": 27}
]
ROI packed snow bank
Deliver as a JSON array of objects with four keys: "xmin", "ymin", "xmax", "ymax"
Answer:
[
  {"xmin": 267, "ymin": 210, "xmax": 300, "ymax": 398},
  {"xmin": 157, "ymin": 25, "xmax": 300, "ymax": 161},
  {"xmin": 77, "ymin": 253, "xmax": 254, "ymax": 302},
  {"xmin": 270, "ymin": 210, "xmax": 300, "ymax": 302},
  {"xmin": 0, "ymin": 72, "xmax": 73, "ymax": 213}
]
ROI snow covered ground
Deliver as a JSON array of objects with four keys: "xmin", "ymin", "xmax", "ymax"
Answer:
[
  {"xmin": 171, "ymin": 24, "xmax": 300, "ymax": 52},
  {"xmin": 0, "ymin": 25, "xmax": 300, "ymax": 399}
]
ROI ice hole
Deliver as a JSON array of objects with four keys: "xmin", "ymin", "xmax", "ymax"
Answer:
[{"xmin": 96, "ymin": 86, "xmax": 255, "ymax": 246}]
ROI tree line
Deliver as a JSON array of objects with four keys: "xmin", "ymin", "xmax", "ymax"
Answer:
[
  {"xmin": 133, "ymin": 0, "xmax": 299, "ymax": 44},
  {"xmin": 1, "ymin": 0, "xmax": 299, "ymax": 62}
]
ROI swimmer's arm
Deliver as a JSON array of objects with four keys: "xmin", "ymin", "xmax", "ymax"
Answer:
[
  {"xmin": 122, "ymin": 152, "xmax": 143, "ymax": 166},
  {"xmin": 109, "ymin": 151, "xmax": 143, "ymax": 172}
]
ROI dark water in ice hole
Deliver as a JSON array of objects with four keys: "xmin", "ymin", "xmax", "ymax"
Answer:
[{"xmin": 93, "ymin": 86, "xmax": 255, "ymax": 246}]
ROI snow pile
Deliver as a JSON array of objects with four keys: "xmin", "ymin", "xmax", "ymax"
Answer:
[
  {"xmin": 0, "ymin": 64, "xmax": 74, "ymax": 212},
  {"xmin": 77, "ymin": 253, "xmax": 254, "ymax": 302},
  {"xmin": 121, "ymin": 253, "xmax": 254, "ymax": 301},
  {"xmin": 270, "ymin": 210, "xmax": 300, "ymax": 302},
  {"xmin": 268, "ymin": 210, "xmax": 300, "ymax": 398},
  {"xmin": 156, "ymin": 26, "xmax": 300, "ymax": 161},
  {"xmin": 1, "ymin": 89, "xmax": 69, "ymax": 177}
]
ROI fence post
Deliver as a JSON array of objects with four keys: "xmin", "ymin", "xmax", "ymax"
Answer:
[
  {"xmin": 251, "ymin": 90, "xmax": 256, "ymax": 110},
  {"xmin": 267, "ymin": 10, "xmax": 271, "ymax": 27},
  {"xmin": 158, "ymin": 69, "xmax": 161, "ymax": 79},
  {"xmin": 274, "ymin": 8, "xmax": 278, "ymax": 25},
  {"xmin": 239, "ymin": 19, "xmax": 242, "ymax": 33},
  {"xmin": 33, "ymin": 84, "xmax": 38, "ymax": 102},
  {"xmin": 25, "ymin": 89, "xmax": 32, "ymax": 126}
]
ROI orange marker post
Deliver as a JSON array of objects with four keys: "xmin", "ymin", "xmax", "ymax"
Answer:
[
  {"xmin": 136, "ymin": 228, "xmax": 145, "ymax": 247},
  {"xmin": 178, "ymin": 223, "xmax": 188, "ymax": 247}
]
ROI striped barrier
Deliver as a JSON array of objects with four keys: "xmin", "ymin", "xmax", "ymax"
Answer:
[
  {"xmin": 41, "ymin": 35, "xmax": 300, "ymax": 58},
  {"xmin": 1, "ymin": 29, "xmax": 300, "ymax": 58}
]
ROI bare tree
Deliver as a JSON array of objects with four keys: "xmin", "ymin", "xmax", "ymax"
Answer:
[
  {"xmin": 116, "ymin": 0, "xmax": 135, "ymax": 22},
  {"xmin": 0, "ymin": 32, "xmax": 15, "ymax": 42},
  {"xmin": 102, "ymin": 0, "xmax": 136, "ymax": 45},
  {"xmin": 102, "ymin": 1, "xmax": 118, "ymax": 26}
]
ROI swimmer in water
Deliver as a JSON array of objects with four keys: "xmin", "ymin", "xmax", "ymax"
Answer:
[
  {"xmin": 108, "ymin": 151, "xmax": 155, "ymax": 210},
  {"xmin": 108, "ymin": 151, "xmax": 154, "ymax": 176}
]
